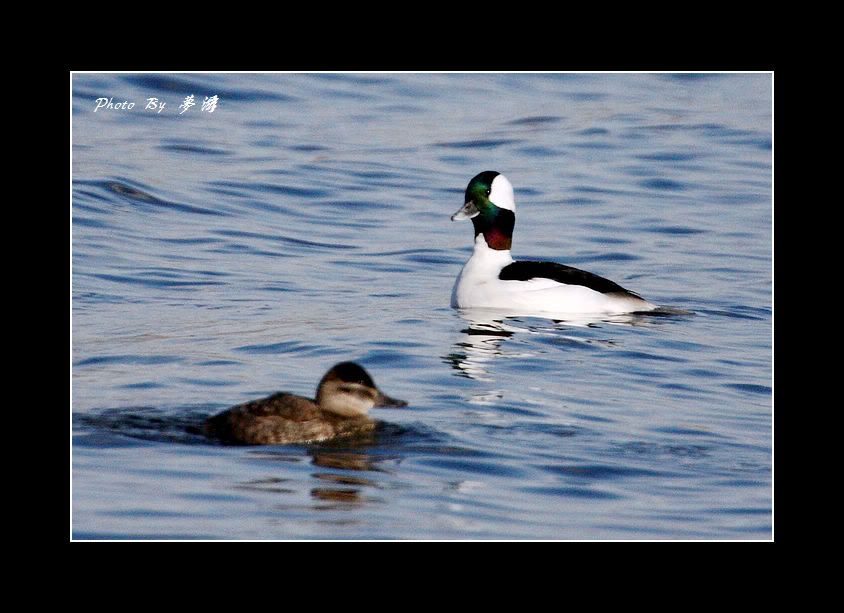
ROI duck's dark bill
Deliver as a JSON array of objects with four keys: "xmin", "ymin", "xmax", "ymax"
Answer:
[
  {"xmin": 451, "ymin": 200, "xmax": 479, "ymax": 221},
  {"xmin": 376, "ymin": 392, "xmax": 408, "ymax": 408}
]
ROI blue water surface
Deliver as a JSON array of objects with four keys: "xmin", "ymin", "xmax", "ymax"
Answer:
[{"xmin": 72, "ymin": 72, "xmax": 772, "ymax": 540}]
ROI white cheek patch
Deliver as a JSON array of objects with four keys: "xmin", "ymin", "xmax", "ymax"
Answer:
[{"xmin": 489, "ymin": 174, "xmax": 516, "ymax": 211}]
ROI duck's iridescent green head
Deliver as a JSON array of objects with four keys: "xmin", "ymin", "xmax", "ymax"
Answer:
[{"xmin": 451, "ymin": 171, "xmax": 516, "ymax": 250}]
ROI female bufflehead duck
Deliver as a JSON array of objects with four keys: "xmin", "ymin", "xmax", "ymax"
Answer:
[
  {"xmin": 450, "ymin": 171, "xmax": 657, "ymax": 316},
  {"xmin": 204, "ymin": 362, "xmax": 407, "ymax": 445}
]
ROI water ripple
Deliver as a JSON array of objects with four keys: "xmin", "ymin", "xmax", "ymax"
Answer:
[
  {"xmin": 639, "ymin": 178, "xmax": 687, "ymax": 191},
  {"xmin": 433, "ymin": 138, "xmax": 521, "ymax": 149},
  {"xmin": 234, "ymin": 340, "xmax": 323, "ymax": 355},
  {"xmin": 76, "ymin": 179, "xmax": 225, "ymax": 217},
  {"xmin": 507, "ymin": 116, "xmax": 562, "ymax": 126},
  {"xmin": 75, "ymin": 354, "xmax": 183, "ymax": 367},
  {"xmin": 213, "ymin": 228, "xmax": 355, "ymax": 251},
  {"xmin": 520, "ymin": 485, "xmax": 621, "ymax": 500},
  {"xmin": 120, "ymin": 74, "xmax": 297, "ymax": 102},
  {"xmin": 159, "ymin": 142, "xmax": 233, "ymax": 156}
]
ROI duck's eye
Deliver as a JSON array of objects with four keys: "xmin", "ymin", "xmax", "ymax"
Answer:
[{"xmin": 485, "ymin": 189, "xmax": 491, "ymax": 196}]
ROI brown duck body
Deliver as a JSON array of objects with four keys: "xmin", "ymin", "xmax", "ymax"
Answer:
[
  {"xmin": 204, "ymin": 362, "xmax": 406, "ymax": 445},
  {"xmin": 204, "ymin": 392, "xmax": 378, "ymax": 445}
]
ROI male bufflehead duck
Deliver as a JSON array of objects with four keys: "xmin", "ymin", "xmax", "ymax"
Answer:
[
  {"xmin": 450, "ymin": 171, "xmax": 658, "ymax": 316},
  {"xmin": 204, "ymin": 362, "xmax": 407, "ymax": 445}
]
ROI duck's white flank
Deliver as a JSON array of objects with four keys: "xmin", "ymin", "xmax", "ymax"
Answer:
[{"xmin": 451, "ymin": 235, "xmax": 655, "ymax": 315}]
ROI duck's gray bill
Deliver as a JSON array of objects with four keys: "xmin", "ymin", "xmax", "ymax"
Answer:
[
  {"xmin": 376, "ymin": 391, "xmax": 408, "ymax": 408},
  {"xmin": 451, "ymin": 200, "xmax": 479, "ymax": 221}
]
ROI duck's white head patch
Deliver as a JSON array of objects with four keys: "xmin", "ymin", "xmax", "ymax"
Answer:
[{"xmin": 489, "ymin": 174, "xmax": 515, "ymax": 212}]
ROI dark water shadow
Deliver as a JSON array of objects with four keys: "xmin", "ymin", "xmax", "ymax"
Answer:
[
  {"xmin": 74, "ymin": 407, "xmax": 212, "ymax": 446},
  {"xmin": 73, "ymin": 406, "xmax": 427, "ymax": 450}
]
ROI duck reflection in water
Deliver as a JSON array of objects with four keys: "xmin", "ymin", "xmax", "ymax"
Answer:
[
  {"xmin": 308, "ymin": 449, "xmax": 387, "ymax": 507},
  {"xmin": 244, "ymin": 446, "xmax": 390, "ymax": 511},
  {"xmin": 445, "ymin": 308, "xmax": 668, "ymax": 382}
]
